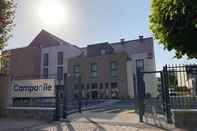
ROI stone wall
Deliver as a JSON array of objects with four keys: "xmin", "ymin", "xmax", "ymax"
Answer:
[
  {"xmin": 4, "ymin": 108, "xmax": 55, "ymax": 121},
  {"xmin": 172, "ymin": 109, "xmax": 197, "ymax": 129}
]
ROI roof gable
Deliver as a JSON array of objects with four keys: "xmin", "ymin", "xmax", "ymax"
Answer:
[{"xmin": 29, "ymin": 29, "xmax": 70, "ymax": 48}]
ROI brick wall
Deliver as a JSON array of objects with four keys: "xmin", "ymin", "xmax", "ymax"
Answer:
[
  {"xmin": 68, "ymin": 52, "xmax": 128, "ymax": 99},
  {"xmin": 0, "ymin": 74, "xmax": 9, "ymax": 116},
  {"xmin": 8, "ymin": 47, "xmax": 41, "ymax": 80}
]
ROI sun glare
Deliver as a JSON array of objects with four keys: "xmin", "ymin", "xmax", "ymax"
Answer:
[{"xmin": 38, "ymin": 0, "xmax": 66, "ymax": 26}]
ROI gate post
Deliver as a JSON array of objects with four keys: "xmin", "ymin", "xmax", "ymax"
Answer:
[
  {"xmin": 137, "ymin": 70, "xmax": 145, "ymax": 122},
  {"xmin": 78, "ymin": 76, "xmax": 82, "ymax": 113},
  {"xmin": 55, "ymin": 85, "xmax": 60, "ymax": 121},
  {"xmin": 160, "ymin": 71, "xmax": 166, "ymax": 113},
  {"xmin": 163, "ymin": 65, "xmax": 172, "ymax": 123},
  {"xmin": 63, "ymin": 73, "xmax": 67, "ymax": 119}
]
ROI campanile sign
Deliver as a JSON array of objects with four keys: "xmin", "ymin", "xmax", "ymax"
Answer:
[{"xmin": 11, "ymin": 79, "xmax": 56, "ymax": 97}]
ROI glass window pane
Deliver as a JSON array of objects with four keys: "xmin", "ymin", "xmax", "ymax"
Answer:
[
  {"xmin": 57, "ymin": 67, "xmax": 63, "ymax": 80},
  {"xmin": 92, "ymin": 72, "xmax": 97, "ymax": 78},
  {"xmin": 43, "ymin": 53, "xmax": 48, "ymax": 66},
  {"xmin": 136, "ymin": 59, "xmax": 144, "ymax": 73},
  {"xmin": 73, "ymin": 65, "xmax": 80, "ymax": 78},
  {"xmin": 90, "ymin": 63, "xmax": 98, "ymax": 78},
  {"xmin": 101, "ymin": 49, "xmax": 106, "ymax": 55},
  {"xmin": 111, "ymin": 61, "xmax": 118, "ymax": 78},
  {"xmin": 111, "ymin": 62, "xmax": 118, "ymax": 70},
  {"xmin": 112, "ymin": 70, "xmax": 118, "ymax": 77},
  {"xmin": 43, "ymin": 68, "xmax": 48, "ymax": 78},
  {"xmin": 57, "ymin": 52, "xmax": 63, "ymax": 65},
  {"xmin": 91, "ymin": 63, "xmax": 97, "ymax": 71}
]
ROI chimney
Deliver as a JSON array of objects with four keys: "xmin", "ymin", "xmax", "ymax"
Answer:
[
  {"xmin": 120, "ymin": 38, "xmax": 125, "ymax": 44},
  {"xmin": 139, "ymin": 35, "xmax": 143, "ymax": 42}
]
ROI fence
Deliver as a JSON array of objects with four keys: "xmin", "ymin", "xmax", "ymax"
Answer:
[
  {"xmin": 9, "ymin": 74, "xmax": 108, "ymax": 120},
  {"xmin": 165, "ymin": 64, "xmax": 197, "ymax": 109},
  {"xmin": 137, "ymin": 64, "xmax": 197, "ymax": 123}
]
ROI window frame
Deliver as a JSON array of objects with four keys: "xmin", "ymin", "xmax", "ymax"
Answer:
[
  {"xmin": 43, "ymin": 68, "xmax": 48, "ymax": 79},
  {"xmin": 100, "ymin": 49, "xmax": 106, "ymax": 55},
  {"xmin": 90, "ymin": 63, "xmax": 98, "ymax": 78},
  {"xmin": 73, "ymin": 64, "xmax": 80, "ymax": 78},
  {"xmin": 57, "ymin": 66, "xmax": 63, "ymax": 80},
  {"xmin": 57, "ymin": 51, "xmax": 63, "ymax": 65},
  {"xmin": 136, "ymin": 59, "xmax": 144, "ymax": 73},
  {"xmin": 111, "ymin": 61, "xmax": 118, "ymax": 78},
  {"xmin": 43, "ymin": 53, "xmax": 49, "ymax": 66}
]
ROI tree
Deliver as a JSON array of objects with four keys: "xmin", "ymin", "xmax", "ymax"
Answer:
[
  {"xmin": 150, "ymin": 0, "xmax": 197, "ymax": 58},
  {"xmin": 0, "ymin": 0, "xmax": 16, "ymax": 73}
]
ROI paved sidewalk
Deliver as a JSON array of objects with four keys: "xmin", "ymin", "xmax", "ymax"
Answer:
[
  {"xmin": 64, "ymin": 110, "xmax": 178, "ymax": 131},
  {"xmin": 0, "ymin": 104, "xmax": 186, "ymax": 131},
  {"xmin": 0, "ymin": 110, "xmax": 184, "ymax": 131},
  {"xmin": 30, "ymin": 110, "xmax": 184, "ymax": 131},
  {"xmin": 0, "ymin": 118, "xmax": 45, "ymax": 131}
]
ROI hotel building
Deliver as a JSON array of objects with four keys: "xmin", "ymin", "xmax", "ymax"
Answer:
[
  {"xmin": 67, "ymin": 37, "xmax": 157, "ymax": 99},
  {"xmin": 4, "ymin": 30, "xmax": 157, "ymax": 107}
]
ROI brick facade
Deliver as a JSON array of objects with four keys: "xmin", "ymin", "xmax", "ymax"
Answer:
[
  {"xmin": 8, "ymin": 47, "xmax": 41, "ymax": 80},
  {"xmin": 68, "ymin": 53, "xmax": 129, "ymax": 99}
]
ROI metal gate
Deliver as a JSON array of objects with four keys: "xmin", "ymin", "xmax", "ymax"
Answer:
[
  {"xmin": 137, "ymin": 64, "xmax": 197, "ymax": 124},
  {"xmin": 137, "ymin": 70, "xmax": 171, "ymax": 124},
  {"xmin": 165, "ymin": 65, "xmax": 197, "ymax": 109}
]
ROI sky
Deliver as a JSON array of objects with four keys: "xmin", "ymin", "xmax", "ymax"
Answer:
[{"xmin": 7, "ymin": 0, "xmax": 197, "ymax": 70}]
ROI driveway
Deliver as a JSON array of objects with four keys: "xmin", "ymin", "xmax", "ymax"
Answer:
[{"xmin": 0, "ymin": 100, "xmax": 183, "ymax": 131}]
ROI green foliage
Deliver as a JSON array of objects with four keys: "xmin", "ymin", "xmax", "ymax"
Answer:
[
  {"xmin": 150, "ymin": 0, "xmax": 197, "ymax": 58},
  {"xmin": 0, "ymin": 0, "xmax": 16, "ymax": 73},
  {"xmin": 0, "ymin": 0, "xmax": 16, "ymax": 50},
  {"xmin": 0, "ymin": 54, "xmax": 9, "ymax": 74}
]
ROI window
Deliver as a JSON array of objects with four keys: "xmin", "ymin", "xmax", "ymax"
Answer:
[
  {"xmin": 43, "ymin": 53, "xmax": 49, "ymax": 66},
  {"xmin": 73, "ymin": 65, "xmax": 80, "ymax": 78},
  {"xmin": 87, "ymin": 84, "xmax": 90, "ymax": 90},
  {"xmin": 43, "ymin": 68, "xmax": 48, "ymax": 78},
  {"xmin": 111, "ymin": 61, "xmax": 118, "ymax": 78},
  {"xmin": 111, "ymin": 82, "xmax": 118, "ymax": 89},
  {"xmin": 147, "ymin": 52, "xmax": 153, "ymax": 59},
  {"xmin": 13, "ymin": 98, "xmax": 31, "ymax": 107},
  {"xmin": 91, "ymin": 83, "xmax": 97, "ymax": 90},
  {"xmin": 57, "ymin": 67, "xmax": 63, "ymax": 80},
  {"xmin": 57, "ymin": 52, "xmax": 63, "ymax": 65},
  {"xmin": 136, "ymin": 59, "xmax": 144, "ymax": 73},
  {"xmin": 90, "ymin": 63, "xmax": 98, "ymax": 78},
  {"xmin": 105, "ymin": 83, "xmax": 109, "ymax": 89},
  {"xmin": 81, "ymin": 84, "xmax": 84, "ymax": 89},
  {"xmin": 87, "ymin": 92, "xmax": 90, "ymax": 98},
  {"xmin": 105, "ymin": 83, "xmax": 109, "ymax": 98},
  {"xmin": 100, "ymin": 49, "xmax": 106, "ymax": 55},
  {"xmin": 100, "ymin": 83, "xmax": 103, "ymax": 89},
  {"xmin": 111, "ymin": 82, "xmax": 118, "ymax": 98}
]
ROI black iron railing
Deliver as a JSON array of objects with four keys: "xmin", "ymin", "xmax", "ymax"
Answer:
[{"xmin": 166, "ymin": 64, "xmax": 197, "ymax": 109}]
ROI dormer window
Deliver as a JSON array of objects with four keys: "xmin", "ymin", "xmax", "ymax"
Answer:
[{"xmin": 100, "ymin": 49, "xmax": 106, "ymax": 55}]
